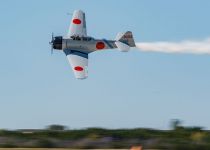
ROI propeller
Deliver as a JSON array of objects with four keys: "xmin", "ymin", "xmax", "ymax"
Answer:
[{"xmin": 49, "ymin": 33, "xmax": 54, "ymax": 55}]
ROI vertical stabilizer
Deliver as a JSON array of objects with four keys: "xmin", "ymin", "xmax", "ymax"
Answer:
[{"xmin": 116, "ymin": 31, "xmax": 135, "ymax": 47}]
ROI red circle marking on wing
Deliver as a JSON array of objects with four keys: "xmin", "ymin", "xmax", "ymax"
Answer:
[
  {"xmin": 96, "ymin": 42, "xmax": 105, "ymax": 50},
  {"xmin": 73, "ymin": 19, "xmax": 82, "ymax": 25},
  {"xmin": 74, "ymin": 66, "xmax": 84, "ymax": 71}
]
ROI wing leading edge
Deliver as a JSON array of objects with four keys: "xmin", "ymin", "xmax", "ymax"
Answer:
[{"xmin": 64, "ymin": 50, "xmax": 88, "ymax": 79}]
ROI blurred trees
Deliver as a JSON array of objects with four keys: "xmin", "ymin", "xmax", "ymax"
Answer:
[
  {"xmin": 46, "ymin": 124, "xmax": 68, "ymax": 131},
  {"xmin": 170, "ymin": 119, "xmax": 182, "ymax": 130},
  {"xmin": 0, "ymin": 122, "xmax": 210, "ymax": 149}
]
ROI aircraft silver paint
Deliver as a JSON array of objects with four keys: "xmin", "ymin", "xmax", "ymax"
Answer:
[{"xmin": 50, "ymin": 10, "xmax": 135, "ymax": 79}]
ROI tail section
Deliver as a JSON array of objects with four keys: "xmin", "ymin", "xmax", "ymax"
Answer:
[
  {"xmin": 116, "ymin": 31, "xmax": 136, "ymax": 47},
  {"xmin": 115, "ymin": 31, "xmax": 135, "ymax": 52}
]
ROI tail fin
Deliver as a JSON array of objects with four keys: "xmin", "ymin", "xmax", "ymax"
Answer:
[{"xmin": 116, "ymin": 31, "xmax": 136, "ymax": 47}]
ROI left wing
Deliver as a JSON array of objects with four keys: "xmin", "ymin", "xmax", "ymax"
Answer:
[
  {"xmin": 68, "ymin": 10, "xmax": 87, "ymax": 37},
  {"xmin": 64, "ymin": 50, "xmax": 88, "ymax": 79}
]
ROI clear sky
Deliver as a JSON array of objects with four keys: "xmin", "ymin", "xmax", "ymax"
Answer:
[{"xmin": 0, "ymin": 0, "xmax": 210, "ymax": 130}]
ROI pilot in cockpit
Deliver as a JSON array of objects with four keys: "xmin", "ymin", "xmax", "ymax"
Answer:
[{"xmin": 71, "ymin": 36, "xmax": 93, "ymax": 41}]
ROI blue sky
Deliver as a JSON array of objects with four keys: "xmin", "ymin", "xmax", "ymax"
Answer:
[{"xmin": 0, "ymin": 0, "xmax": 210, "ymax": 130}]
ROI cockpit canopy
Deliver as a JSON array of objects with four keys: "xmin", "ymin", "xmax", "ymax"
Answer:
[{"xmin": 70, "ymin": 36, "xmax": 94, "ymax": 41}]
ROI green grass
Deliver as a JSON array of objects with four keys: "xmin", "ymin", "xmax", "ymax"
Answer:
[
  {"xmin": 0, "ymin": 149, "xmax": 129, "ymax": 150},
  {"xmin": 0, "ymin": 149, "xmax": 130, "ymax": 150}
]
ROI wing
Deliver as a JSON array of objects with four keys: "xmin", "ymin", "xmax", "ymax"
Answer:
[
  {"xmin": 64, "ymin": 50, "xmax": 88, "ymax": 79},
  {"xmin": 68, "ymin": 10, "xmax": 87, "ymax": 37}
]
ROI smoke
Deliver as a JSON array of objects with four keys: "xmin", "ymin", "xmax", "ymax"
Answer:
[{"xmin": 135, "ymin": 38, "xmax": 210, "ymax": 55}]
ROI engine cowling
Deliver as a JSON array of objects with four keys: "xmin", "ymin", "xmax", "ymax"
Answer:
[{"xmin": 53, "ymin": 36, "xmax": 63, "ymax": 50}]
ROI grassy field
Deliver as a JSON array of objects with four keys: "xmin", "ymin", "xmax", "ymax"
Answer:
[
  {"xmin": 0, "ymin": 147, "xmax": 160, "ymax": 150},
  {"xmin": 0, "ymin": 149, "xmax": 130, "ymax": 150},
  {"xmin": 0, "ymin": 149, "xmax": 157, "ymax": 150},
  {"xmin": 0, "ymin": 149, "xmax": 131, "ymax": 150},
  {"xmin": 0, "ymin": 149, "xmax": 126, "ymax": 150}
]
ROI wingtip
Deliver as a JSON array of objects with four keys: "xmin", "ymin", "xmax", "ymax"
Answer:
[{"xmin": 74, "ymin": 10, "xmax": 85, "ymax": 14}]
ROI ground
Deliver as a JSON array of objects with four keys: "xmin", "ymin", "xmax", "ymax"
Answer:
[{"xmin": 0, "ymin": 149, "xmax": 129, "ymax": 150}]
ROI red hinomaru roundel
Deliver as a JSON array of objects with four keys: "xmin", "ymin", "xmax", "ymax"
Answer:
[
  {"xmin": 73, "ymin": 19, "xmax": 82, "ymax": 25},
  {"xmin": 74, "ymin": 66, "xmax": 84, "ymax": 71},
  {"xmin": 96, "ymin": 42, "xmax": 105, "ymax": 49}
]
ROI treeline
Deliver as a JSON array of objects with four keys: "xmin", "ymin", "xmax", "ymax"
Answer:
[{"xmin": 0, "ymin": 123, "xmax": 210, "ymax": 149}]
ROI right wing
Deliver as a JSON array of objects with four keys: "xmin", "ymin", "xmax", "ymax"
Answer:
[
  {"xmin": 68, "ymin": 10, "xmax": 87, "ymax": 37},
  {"xmin": 64, "ymin": 50, "xmax": 88, "ymax": 79}
]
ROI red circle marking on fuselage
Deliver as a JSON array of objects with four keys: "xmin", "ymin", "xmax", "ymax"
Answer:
[
  {"xmin": 73, "ymin": 19, "xmax": 82, "ymax": 25},
  {"xmin": 74, "ymin": 66, "xmax": 84, "ymax": 71},
  {"xmin": 96, "ymin": 42, "xmax": 105, "ymax": 50}
]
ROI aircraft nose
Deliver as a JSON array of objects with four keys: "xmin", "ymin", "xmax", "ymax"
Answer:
[{"xmin": 51, "ymin": 36, "xmax": 63, "ymax": 50}]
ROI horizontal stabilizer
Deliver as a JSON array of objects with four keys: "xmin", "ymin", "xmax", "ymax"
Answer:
[{"xmin": 115, "ymin": 41, "xmax": 130, "ymax": 52}]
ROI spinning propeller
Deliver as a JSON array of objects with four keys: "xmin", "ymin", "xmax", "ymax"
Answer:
[{"xmin": 49, "ymin": 33, "xmax": 54, "ymax": 55}]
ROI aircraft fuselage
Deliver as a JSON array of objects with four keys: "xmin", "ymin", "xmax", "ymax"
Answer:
[{"xmin": 53, "ymin": 36, "xmax": 117, "ymax": 54}]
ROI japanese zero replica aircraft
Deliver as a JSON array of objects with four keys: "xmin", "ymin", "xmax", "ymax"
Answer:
[{"xmin": 50, "ymin": 10, "xmax": 136, "ymax": 79}]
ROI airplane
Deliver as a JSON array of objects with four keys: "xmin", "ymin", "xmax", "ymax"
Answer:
[{"xmin": 50, "ymin": 10, "xmax": 136, "ymax": 79}]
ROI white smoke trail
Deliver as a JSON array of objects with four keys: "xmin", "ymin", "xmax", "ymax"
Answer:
[{"xmin": 135, "ymin": 38, "xmax": 210, "ymax": 54}]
